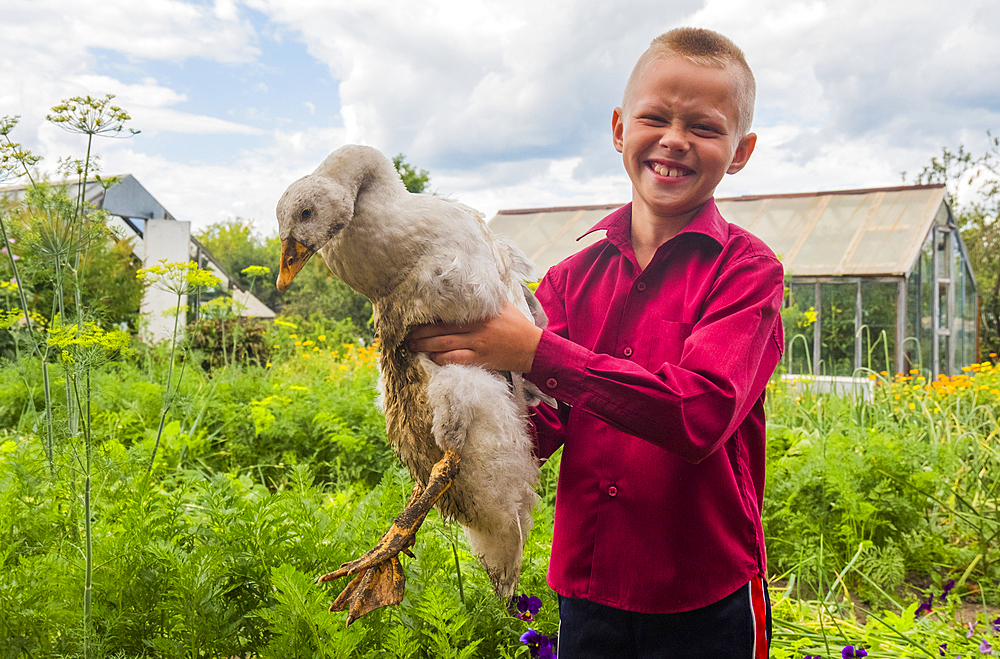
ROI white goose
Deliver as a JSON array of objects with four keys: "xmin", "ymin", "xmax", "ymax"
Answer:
[{"xmin": 275, "ymin": 144, "xmax": 546, "ymax": 625}]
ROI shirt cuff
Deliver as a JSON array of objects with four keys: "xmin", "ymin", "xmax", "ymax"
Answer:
[{"xmin": 526, "ymin": 329, "xmax": 592, "ymax": 405}]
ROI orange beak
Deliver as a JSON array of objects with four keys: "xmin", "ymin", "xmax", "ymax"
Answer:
[{"xmin": 277, "ymin": 237, "xmax": 316, "ymax": 292}]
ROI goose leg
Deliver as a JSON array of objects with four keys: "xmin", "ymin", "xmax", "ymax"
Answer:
[{"xmin": 319, "ymin": 448, "xmax": 461, "ymax": 625}]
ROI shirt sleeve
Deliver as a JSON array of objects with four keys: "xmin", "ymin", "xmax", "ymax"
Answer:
[
  {"xmin": 526, "ymin": 267, "xmax": 572, "ymax": 461},
  {"xmin": 526, "ymin": 251, "xmax": 785, "ymax": 464}
]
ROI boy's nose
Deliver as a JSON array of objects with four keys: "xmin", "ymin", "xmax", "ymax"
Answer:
[{"xmin": 658, "ymin": 126, "xmax": 689, "ymax": 152}]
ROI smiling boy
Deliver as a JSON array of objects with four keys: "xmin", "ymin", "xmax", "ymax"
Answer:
[{"xmin": 409, "ymin": 28, "xmax": 784, "ymax": 658}]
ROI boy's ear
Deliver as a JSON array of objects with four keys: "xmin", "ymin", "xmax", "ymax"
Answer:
[
  {"xmin": 726, "ymin": 132, "xmax": 757, "ymax": 175},
  {"xmin": 612, "ymin": 107, "xmax": 625, "ymax": 153}
]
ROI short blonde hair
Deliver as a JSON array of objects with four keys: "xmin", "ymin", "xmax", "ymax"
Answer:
[{"xmin": 622, "ymin": 27, "xmax": 756, "ymax": 137}]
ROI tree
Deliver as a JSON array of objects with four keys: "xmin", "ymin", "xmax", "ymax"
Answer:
[
  {"xmin": 195, "ymin": 218, "xmax": 281, "ymax": 311},
  {"xmin": 392, "ymin": 153, "xmax": 430, "ymax": 193},
  {"xmin": 908, "ymin": 135, "xmax": 1000, "ymax": 358}
]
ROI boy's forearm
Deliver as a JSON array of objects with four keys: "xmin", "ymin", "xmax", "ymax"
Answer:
[{"xmin": 407, "ymin": 301, "xmax": 543, "ymax": 373}]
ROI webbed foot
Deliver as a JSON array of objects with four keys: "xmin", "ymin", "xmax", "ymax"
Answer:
[{"xmin": 319, "ymin": 449, "xmax": 461, "ymax": 625}]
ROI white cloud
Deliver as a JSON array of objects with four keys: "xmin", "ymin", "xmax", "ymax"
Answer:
[{"xmin": 245, "ymin": 0, "xmax": 694, "ymax": 168}]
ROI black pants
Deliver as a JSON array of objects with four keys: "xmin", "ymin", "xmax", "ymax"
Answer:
[{"xmin": 556, "ymin": 578, "xmax": 772, "ymax": 659}]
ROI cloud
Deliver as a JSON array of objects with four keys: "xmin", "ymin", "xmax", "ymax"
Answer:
[
  {"xmin": 3, "ymin": 0, "xmax": 1000, "ymax": 239},
  {"xmin": 246, "ymin": 0, "xmax": 698, "ymax": 170}
]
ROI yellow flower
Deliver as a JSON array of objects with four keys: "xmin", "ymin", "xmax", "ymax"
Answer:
[
  {"xmin": 909, "ymin": 403, "xmax": 916, "ymax": 410},
  {"xmin": 303, "ymin": 340, "xmax": 314, "ymax": 346},
  {"xmin": 295, "ymin": 341, "xmax": 302, "ymax": 346},
  {"xmin": 240, "ymin": 265, "xmax": 271, "ymax": 277},
  {"xmin": 318, "ymin": 335, "xmax": 326, "ymax": 341},
  {"xmin": 289, "ymin": 334, "xmax": 298, "ymax": 339},
  {"xmin": 273, "ymin": 344, "xmax": 280, "ymax": 349}
]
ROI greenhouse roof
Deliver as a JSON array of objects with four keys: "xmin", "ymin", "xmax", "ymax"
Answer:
[{"xmin": 488, "ymin": 184, "xmax": 951, "ymax": 277}]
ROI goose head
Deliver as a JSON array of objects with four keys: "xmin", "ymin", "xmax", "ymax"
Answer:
[
  {"xmin": 275, "ymin": 172, "xmax": 355, "ymax": 291},
  {"xmin": 274, "ymin": 145, "xmax": 407, "ymax": 292}
]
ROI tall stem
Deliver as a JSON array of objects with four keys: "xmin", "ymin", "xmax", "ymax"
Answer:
[
  {"xmin": 71, "ymin": 371, "xmax": 93, "ymax": 658},
  {"xmin": 147, "ymin": 291, "xmax": 183, "ymax": 475},
  {"xmin": 55, "ymin": 255, "xmax": 78, "ymax": 437},
  {"xmin": 72, "ymin": 135, "xmax": 92, "ymax": 331},
  {"xmin": 42, "ymin": 360, "xmax": 54, "ymax": 476},
  {"xmin": 2, "ymin": 199, "xmax": 56, "ymax": 476}
]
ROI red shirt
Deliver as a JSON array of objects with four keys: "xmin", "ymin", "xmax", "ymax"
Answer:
[{"xmin": 525, "ymin": 200, "xmax": 784, "ymax": 614}]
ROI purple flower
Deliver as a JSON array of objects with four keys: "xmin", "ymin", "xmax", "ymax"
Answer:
[
  {"xmin": 842, "ymin": 647, "xmax": 868, "ymax": 658},
  {"xmin": 981, "ymin": 639, "xmax": 994, "ymax": 655},
  {"xmin": 916, "ymin": 592, "xmax": 934, "ymax": 618},
  {"xmin": 993, "ymin": 616, "xmax": 1000, "ymax": 632},
  {"xmin": 520, "ymin": 628, "xmax": 556, "ymax": 659},
  {"xmin": 940, "ymin": 644, "xmax": 948, "ymax": 656},
  {"xmin": 969, "ymin": 622, "xmax": 980, "ymax": 638},
  {"xmin": 0, "ymin": 247, "xmax": 17, "ymax": 260},
  {"xmin": 515, "ymin": 594, "xmax": 543, "ymax": 621},
  {"xmin": 941, "ymin": 579, "xmax": 956, "ymax": 601},
  {"xmin": 805, "ymin": 655, "xmax": 823, "ymax": 659}
]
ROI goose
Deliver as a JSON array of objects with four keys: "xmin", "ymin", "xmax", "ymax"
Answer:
[{"xmin": 275, "ymin": 144, "xmax": 547, "ymax": 625}]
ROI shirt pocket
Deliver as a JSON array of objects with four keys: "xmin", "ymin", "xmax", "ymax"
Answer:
[{"xmin": 644, "ymin": 320, "xmax": 694, "ymax": 368}]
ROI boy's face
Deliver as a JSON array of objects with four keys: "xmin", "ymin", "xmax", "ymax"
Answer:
[{"xmin": 613, "ymin": 57, "xmax": 756, "ymax": 225}]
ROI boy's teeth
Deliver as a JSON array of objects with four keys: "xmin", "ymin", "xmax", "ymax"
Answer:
[{"xmin": 653, "ymin": 164, "xmax": 687, "ymax": 177}]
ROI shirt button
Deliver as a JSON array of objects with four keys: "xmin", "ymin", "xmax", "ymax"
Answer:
[
  {"xmin": 636, "ymin": 282, "xmax": 646, "ymax": 291},
  {"xmin": 608, "ymin": 485, "xmax": 618, "ymax": 497},
  {"xmin": 545, "ymin": 378, "xmax": 558, "ymax": 389},
  {"xmin": 623, "ymin": 347, "xmax": 633, "ymax": 357}
]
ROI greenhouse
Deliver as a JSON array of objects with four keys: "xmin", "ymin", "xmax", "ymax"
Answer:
[{"xmin": 488, "ymin": 183, "xmax": 978, "ymax": 378}]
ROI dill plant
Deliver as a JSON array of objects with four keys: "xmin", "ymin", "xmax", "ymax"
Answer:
[
  {"xmin": 135, "ymin": 260, "xmax": 221, "ymax": 474},
  {"xmin": 0, "ymin": 98, "xmax": 140, "ymax": 657}
]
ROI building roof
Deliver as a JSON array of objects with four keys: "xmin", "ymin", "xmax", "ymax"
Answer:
[{"xmin": 487, "ymin": 184, "xmax": 952, "ymax": 278}]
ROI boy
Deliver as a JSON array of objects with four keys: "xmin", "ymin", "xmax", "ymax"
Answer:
[{"xmin": 409, "ymin": 27, "xmax": 784, "ymax": 658}]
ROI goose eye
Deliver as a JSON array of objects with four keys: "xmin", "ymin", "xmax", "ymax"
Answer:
[{"xmin": 301, "ymin": 208, "xmax": 312, "ymax": 220}]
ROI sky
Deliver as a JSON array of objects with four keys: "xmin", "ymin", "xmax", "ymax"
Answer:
[{"xmin": 1, "ymin": 0, "xmax": 999, "ymax": 237}]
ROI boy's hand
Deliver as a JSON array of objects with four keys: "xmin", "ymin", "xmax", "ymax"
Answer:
[{"xmin": 407, "ymin": 300, "xmax": 543, "ymax": 373}]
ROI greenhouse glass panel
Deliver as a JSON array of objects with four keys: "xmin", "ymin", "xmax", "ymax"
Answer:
[
  {"xmin": 859, "ymin": 281, "xmax": 897, "ymax": 374},
  {"xmin": 905, "ymin": 272, "xmax": 919, "ymax": 373},
  {"xmin": 959, "ymin": 262, "xmax": 978, "ymax": 366},
  {"xmin": 903, "ymin": 233, "xmax": 934, "ymax": 374},
  {"xmin": 795, "ymin": 196, "xmax": 873, "ymax": 273},
  {"xmin": 786, "ymin": 282, "xmax": 817, "ymax": 374},
  {"xmin": 919, "ymin": 234, "xmax": 934, "ymax": 375},
  {"xmin": 819, "ymin": 282, "xmax": 857, "ymax": 376}
]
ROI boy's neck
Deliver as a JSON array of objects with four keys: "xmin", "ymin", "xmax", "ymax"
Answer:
[{"xmin": 629, "ymin": 201, "xmax": 704, "ymax": 270}]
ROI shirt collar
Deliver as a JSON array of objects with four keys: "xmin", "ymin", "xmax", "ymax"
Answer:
[{"xmin": 579, "ymin": 199, "xmax": 729, "ymax": 252}]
